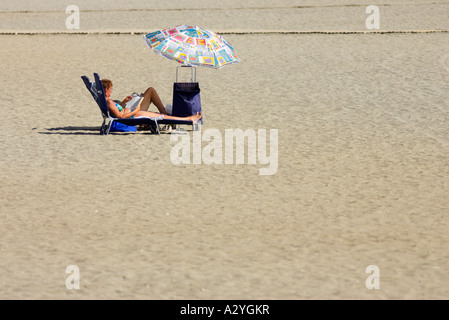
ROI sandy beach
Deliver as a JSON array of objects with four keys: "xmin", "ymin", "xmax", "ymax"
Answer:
[{"xmin": 1, "ymin": 0, "xmax": 449, "ymax": 300}]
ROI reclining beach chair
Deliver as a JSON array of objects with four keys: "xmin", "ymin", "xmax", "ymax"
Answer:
[{"xmin": 81, "ymin": 73, "xmax": 197, "ymax": 135}]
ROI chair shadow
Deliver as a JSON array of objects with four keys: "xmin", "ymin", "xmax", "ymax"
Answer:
[
  {"xmin": 38, "ymin": 125, "xmax": 195, "ymax": 135},
  {"xmin": 38, "ymin": 126, "xmax": 140, "ymax": 136},
  {"xmin": 36, "ymin": 126, "xmax": 99, "ymax": 135}
]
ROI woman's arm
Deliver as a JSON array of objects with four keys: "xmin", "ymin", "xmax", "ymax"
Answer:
[
  {"xmin": 120, "ymin": 95, "xmax": 133, "ymax": 108},
  {"xmin": 107, "ymin": 99, "xmax": 140, "ymax": 119}
]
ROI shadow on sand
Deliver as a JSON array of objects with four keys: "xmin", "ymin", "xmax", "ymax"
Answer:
[{"xmin": 37, "ymin": 126, "xmax": 175, "ymax": 135}]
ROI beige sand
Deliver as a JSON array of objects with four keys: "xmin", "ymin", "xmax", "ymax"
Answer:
[{"xmin": 0, "ymin": 1, "xmax": 449, "ymax": 299}]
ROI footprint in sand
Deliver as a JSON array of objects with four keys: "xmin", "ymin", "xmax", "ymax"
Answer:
[{"xmin": 441, "ymin": 53, "xmax": 449, "ymax": 73}]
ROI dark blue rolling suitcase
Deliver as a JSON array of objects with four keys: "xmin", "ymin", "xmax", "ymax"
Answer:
[{"xmin": 172, "ymin": 65, "xmax": 203, "ymax": 125}]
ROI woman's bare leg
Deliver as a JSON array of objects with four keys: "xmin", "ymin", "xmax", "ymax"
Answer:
[
  {"xmin": 140, "ymin": 87, "xmax": 167, "ymax": 114},
  {"xmin": 162, "ymin": 113, "xmax": 202, "ymax": 122},
  {"xmin": 136, "ymin": 111, "xmax": 202, "ymax": 122}
]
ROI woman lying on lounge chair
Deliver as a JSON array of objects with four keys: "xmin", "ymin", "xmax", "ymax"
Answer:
[{"xmin": 102, "ymin": 79, "xmax": 201, "ymax": 122}]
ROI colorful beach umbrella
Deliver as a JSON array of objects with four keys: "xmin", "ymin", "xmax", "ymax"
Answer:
[{"xmin": 143, "ymin": 25, "xmax": 240, "ymax": 69}]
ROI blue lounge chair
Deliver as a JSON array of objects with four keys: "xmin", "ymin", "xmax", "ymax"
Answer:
[{"xmin": 81, "ymin": 73, "xmax": 198, "ymax": 135}]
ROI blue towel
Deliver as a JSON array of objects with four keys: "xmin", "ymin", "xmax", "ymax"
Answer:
[{"xmin": 110, "ymin": 121, "xmax": 137, "ymax": 132}]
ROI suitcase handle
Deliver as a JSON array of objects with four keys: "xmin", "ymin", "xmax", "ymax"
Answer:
[{"xmin": 176, "ymin": 65, "xmax": 197, "ymax": 83}]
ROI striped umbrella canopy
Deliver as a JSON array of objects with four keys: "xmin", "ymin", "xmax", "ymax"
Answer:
[{"xmin": 144, "ymin": 25, "xmax": 240, "ymax": 69}]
